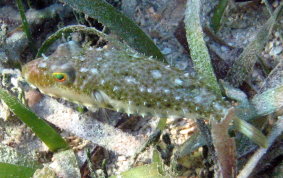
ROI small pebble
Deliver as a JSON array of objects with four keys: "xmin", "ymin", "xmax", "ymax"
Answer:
[
  {"xmin": 117, "ymin": 156, "xmax": 126, "ymax": 161},
  {"xmin": 161, "ymin": 47, "xmax": 172, "ymax": 55},
  {"xmin": 227, "ymin": 42, "xmax": 234, "ymax": 46},
  {"xmin": 270, "ymin": 46, "xmax": 283, "ymax": 56},
  {"xmin": 25, "ymin": 90, "xmax": 43, "ymax": 107}
]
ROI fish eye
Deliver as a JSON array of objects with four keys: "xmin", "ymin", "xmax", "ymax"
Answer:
[
  {"xmin": 51, "ymin": 63, "xmax": 76, "ymax": 85},
  {"xmin": 52, "ymin": 72, "xmax": 68, "ymax": 82}
]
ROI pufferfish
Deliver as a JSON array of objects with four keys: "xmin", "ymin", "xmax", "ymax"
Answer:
[{"xmin": 22, "ymin": 41, "xmax": 230, "ymax": 120}]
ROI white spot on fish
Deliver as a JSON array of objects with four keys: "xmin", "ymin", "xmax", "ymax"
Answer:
[
  {"xmin": 38, "ymin": 62, "xmax": 47, "ymax": 68},
  {"xmin": 90, "ymin": 68, "xmax": 98, "ymax": 74},
  {"xmin": 50, "ymin": 64, "xmax": 57, "ymax": 71},
  {"xmin": 113, "ymin": 86, "xmax": 119, "ymax": 91},
  {"xmin": 139, "ymin": 87, "xmax": 145, "ymax": 92},
  {"xmin": 174, "ymin": 78, "xmax": 183, "ymax": 86},
  {"xmin": 80, "ymin": 67, "xmax": 88, "ymax": 73},
  {"xmin": 175, "ymin": 96, "xmax": 181, "ymax": 100},
  {"xmin": 100, "ymin": 79, "xmax": 105, "ymax": 85},
  {"xmin": 184, "ymin": 73, "xmax": 189, "ymax": 77},
  {"xmin": 164, "ymin": 88, "xmax": 170, "ymax": 94},
  {"xmin": 60, "ymin": 63, "xmax": 72, "ymax": 70},
  {"xmin": 151, "ymin": 70, "xmax": 162, "ymax": 79},
  {"xmin": 194, "ymin": 96, "xmax": 203, "ymax": 104},
  {"xmin": 147, "ymin": 88, "xmax": 153, "ymax": 93},
  {"xmin": 125, "ymin": 76, "xmax": 139, "ymax": 84}
]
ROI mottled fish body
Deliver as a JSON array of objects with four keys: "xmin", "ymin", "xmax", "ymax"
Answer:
[{"xmin": 22, "ymin": 41, "xmax": 229, "ymax": 120}]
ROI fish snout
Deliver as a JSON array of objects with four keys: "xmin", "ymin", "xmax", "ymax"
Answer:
[{"xmin": 22, "ymin": 59, "xmax": 42, "ymax": 83}]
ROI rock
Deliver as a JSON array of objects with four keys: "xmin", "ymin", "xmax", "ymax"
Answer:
[{"xmin": 270, "ymin": 46, "xmax": 283, "ymax": 56}]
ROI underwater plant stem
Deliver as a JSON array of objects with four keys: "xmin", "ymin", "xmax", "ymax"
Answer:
[
  {"xmin": 156, "ymin": 117, "xmax": 167, "ymax": 130},
  {"xmin": 185, "ymin": 0, "xmax": 222, "ymax": 95},
  {"xmin": 211, "ymin": 108, "xmax": 236, "ymax": 178},
  {"xmin": 225, "ymin": 3, "xmax": 283, "ymax": 86},
  {"xmin": 211, "ymin": 0, "xmax": 229, "ymax": 32},
  {"xmin": 263, "ymin": 0, "xmax": 274, "ymax": 16},
  {"xmin": 16, "ymin": 0, "xmax": 36, "ymax": 54},
  {"xmin": 263, "ymin": 0, "xmax": 283, "ymax": 43},
  {"xmin": 237, "ymin": 117, "xmax": 283, "ymax": 178}
]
